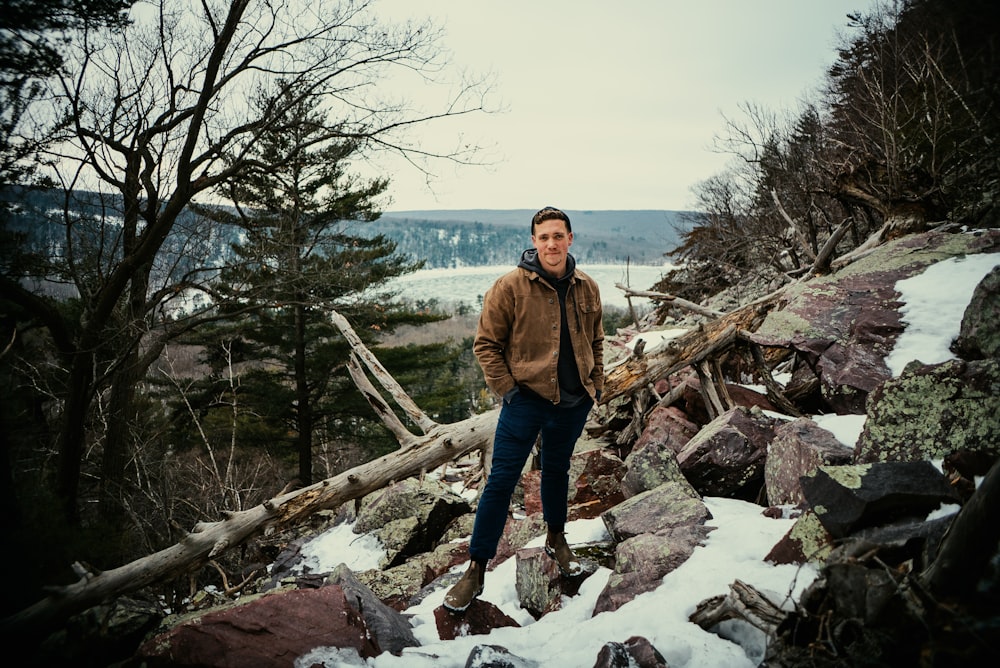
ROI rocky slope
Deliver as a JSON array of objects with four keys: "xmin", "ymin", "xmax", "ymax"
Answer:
[{"xmin": 32, "ymin": 228, "xmax": 1000, "ymax": 667}]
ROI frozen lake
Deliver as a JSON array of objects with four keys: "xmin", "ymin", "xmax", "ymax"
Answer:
[{"xmin": 384, "ymin": 263, "xmax": 675, "ymax": 311}]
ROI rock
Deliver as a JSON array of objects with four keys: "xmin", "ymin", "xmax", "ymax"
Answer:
[
  {"xmin": 463, "ymin": 643, "xmax": 537, "ymax": 667},
  {"xmin": 134, "ymin": 585, "xmax": 379, "ymax": 666},
  {"xmin": 675, "ymin": 406, "xmax": 778, "ymax": 500},
  {"xmin": 31, "ymin": 596, "xmax": 162, "ymax": 668},
  {"xmin": 953, "ymin": 264, "xmax": 1000, "ymax": 360},
  {"xmin": 801, "ymin": 461, "xmax": 961, "ymax": 538},
  {"xmin": 493, "ymin": 514, "xmax": 548, "ymax": 566},
  {"xmin": 848, "ymin": 514, "xmax": 955, "ymax": 573},
  {"xmin": 592, "ymin": 525, "xmax": 713, "ymax": 615},
  {"xmin": 764, "ymin": 417, "xmax": 853, "ymax": 505},
  {"xmin": 433, "ymin": 600, "xmax": 520, "ymax": 641},
  {"xmin": 751, "ymin": 229, "xmax": 1000, "ymax": 414},
  {"xmin": 354, "ymin": 478, "xmax": 471, "ymax": 567},
  {"xmin": 600, "ymin": 480, "xmax": 710, "ymax": 543},
  {"xmin": 855, "ymin": 358, "xmax": 1000, "ymax": 464},
  {"xmin": 326, "ymin": 564, "xmax": 419, "ymax": 654},
  {"xmin": 765, "ymin": 510, "xmax": 835, "ymax": 565},
  {"xmin": 514, "ymin": 546, "xmax": 595, "ymax": 619},
  {"xmin": 622, "ymin": 406, "xmax": 699, "ymax": 498},
  {"xmin": 566, "ymin": 447, "xmax": 628, "ymax": 519},
  {"xmin": 593, "ymin": 635, "xmax": 668, "ymax": 667},
  {"xmin": 354, "ymin": 539, "xmax": 469, "ymax": 610},
  {"xmin": 522, "ymin": 447, "xmax": 627, "ymax": 520}
]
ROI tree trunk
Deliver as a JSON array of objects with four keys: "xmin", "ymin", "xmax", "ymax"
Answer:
[
  {"xmin": 54, "ymin": 348, "xmax": 96, "ymax": 525},
  {"xmin": 294, "ymin": 302, "xmax": 313, "ymax": 485}
]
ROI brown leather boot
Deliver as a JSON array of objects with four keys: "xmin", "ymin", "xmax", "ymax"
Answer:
[
  {"xmin": 443, "ymin": 560, "xmax": 485, "ymax": 612},
  {"xmin": 545, "ymin": 528, "xmax": 583, "ymax": 576}
]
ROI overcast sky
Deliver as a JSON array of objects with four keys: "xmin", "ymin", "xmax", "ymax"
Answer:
[{"xmin": 367, "ymin": 0, "xmax": 879, "ymax": 213}]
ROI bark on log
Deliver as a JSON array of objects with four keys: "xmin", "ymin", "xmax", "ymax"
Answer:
[
  {"xmin": 1, "ymin": 311, "xmax": 500, "ymax": 638},
  {"xmin": 689, "ymin": 579, "xmax": 788, "ymax": 635},
  {"xmin": 615, "ymin": 283, "xmax": 724, "ymax": 319},
  {"xmin": 601, "ymin": 271, "xmax": 799, "ymax": 405}
]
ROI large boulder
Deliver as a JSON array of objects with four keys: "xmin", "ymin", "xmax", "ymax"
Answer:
[
  {"xmin": 601, "ymin": 480, "xmax": 710, "ymax": 543},
  {"xmin": 134, "ymin": 585, "xmax": 379, "ymax": 666},
  {"xmin": 801, "ymin": 461, "xmax": 961, "ymax": 539},
  {"xmin": 764, "ymin": 417, "xmax": 854, "ymax": 505},
  {"xmin": 953, "ymin": 264, "xmax": 1000, "ymax": 360},
  {"xmin": 622, "ymin": 406, "xmax": 700, "ymax": 499},
  {"xmin": 351, "ymin": 537, "xmax": 467, "ymax": 609},
  {"xmin": 855, "ymin": 358, "xmax": 1000, "ymax": 464},
  {"xmin": 674, "ymin": 406, "xmax": 779, "ymax": 500},
  {"xmin": 592, "ymin": 524, "xmax": 713, "ymax": 615},
  {"xmin": 353, "ymin": 478, "xmax": 471, "ymax": 567},
  {"xmin": 751, "ymin": 229, "xmax": 1000, "ymax": 414}
]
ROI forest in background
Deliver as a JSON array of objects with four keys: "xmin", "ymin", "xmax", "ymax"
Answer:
[{"xmin": 0, "ymin": 0, "xmax": 997, "ymax": 622}]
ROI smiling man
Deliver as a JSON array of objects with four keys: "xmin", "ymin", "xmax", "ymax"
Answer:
[{"xmin": 443, "ymin": 206, "xmax": 605, "ymax": 612}]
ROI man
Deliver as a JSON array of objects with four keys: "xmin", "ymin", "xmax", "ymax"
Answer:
[{"xmin": 443, "ymin": 206, "xmax": 604, "ymax": 612}]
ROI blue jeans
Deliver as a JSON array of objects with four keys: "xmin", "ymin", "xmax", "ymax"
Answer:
[{"xmin": 468, "ymin": 390, "xmax": 593, "ymax": 562}]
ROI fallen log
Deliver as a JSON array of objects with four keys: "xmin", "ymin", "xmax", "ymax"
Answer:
[{"xmin": 602, "ymin": 284, "xmax": 787, "ymax": 404}]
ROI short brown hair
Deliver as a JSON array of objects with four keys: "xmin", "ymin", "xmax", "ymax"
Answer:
[{"xmin": 531, "ymin": 206, "xmax": 571, "ymax": 233}]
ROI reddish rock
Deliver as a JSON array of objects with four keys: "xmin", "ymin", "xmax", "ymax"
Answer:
[
  {"xmin": 601, "ymin": 481, "xmax": 709, "ymax": 543},
  {"xmin": 764, "ymin": 417, "xmax": 853, "ymax": 505},
  {"xmin": 633, "ymin": 405, "xmax": 700, "ymax": 456},
  {"xmin": 594, "ymin": 636, "xmax": 668, "ymax": 668},
  {"xmin": 523, "ymin": 447, "xmax": 626, "ymax": 520},
  {"xmin": 135, "ymin": 585, "xmax": 378, "ymax": 667},
  {"xmin": 675, "ymin": 406, "xmax": 778, "ymax": 500},
  {"xmin": 593, "ymin": 525, "xmax": 713, "ymax": 614},
  {"xmin": 750, "ymin": 229, "xmax": 1000, "ymax": 414},
  {"xmin": 434, "ymin": 600, "xmax": 520, "ymax": 640}
]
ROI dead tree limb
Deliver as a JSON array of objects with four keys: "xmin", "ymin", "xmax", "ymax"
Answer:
[
  {"xmin": 694, "ymin": 360, "xmax": 727, "ymax": 419},
  {"xmin": 615, "ymin": 283, "xmax": 724, "ymax": 319},
  {"xmin": 807, "ymin": 218, "xmax": 853, "ymax": 277},
  {"xmin": 689, "ymin": 579, "xmax": 788, "ymax": 635},
  {"xmin": 329, "ymin": 310, "xmax": 436, "ymax": 434},
  {"xmin": 602, "ymin": 279, "xmax": 790, "ymax": 405},
  {"xmin": 1, "ymin": 310, "xmax": 499, "ymax": 638},
  {"xmin": 739, "ymin": 330, "xmax": 803, "ymax": 418},
  {"xmin": 771, "ymin": 189, "xmax": 817, "ymax": 262}
]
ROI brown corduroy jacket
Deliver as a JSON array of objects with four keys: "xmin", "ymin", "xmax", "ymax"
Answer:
[{"xmin": 473, "ymin": 265, "xmax": 604, "ymax": 404}]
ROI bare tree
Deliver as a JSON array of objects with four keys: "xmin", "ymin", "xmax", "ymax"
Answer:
[{"xmin": 0, "ymin": 0, "xmax": 492, "ymax": 525}]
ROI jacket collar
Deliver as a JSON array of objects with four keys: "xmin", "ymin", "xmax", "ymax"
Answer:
[{"xmin": 518, "ymin": 249, "xmax": 576, "ymax": 283}]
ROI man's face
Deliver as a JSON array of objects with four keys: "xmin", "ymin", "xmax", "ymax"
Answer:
[{"xmin": 531, "ymin": 218, "xmax": 573, "ymax": 276}]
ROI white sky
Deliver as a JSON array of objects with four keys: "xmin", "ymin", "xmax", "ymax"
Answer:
[
  {"xmin": 291, "ymin": 252, "xmax": 998, "ymax": 667},
  {"xmin": 366, "ymin": 0, "xmax": 879, "ymax": 212}
]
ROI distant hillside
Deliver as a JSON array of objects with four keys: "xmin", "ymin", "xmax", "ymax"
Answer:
[
  {"xmin": 377, "ymin": 209, "xmax": 692, "ymax": 268},
  {"xmin": 0, "ymin": 186, "xmax": 694, "ymax": 271}
]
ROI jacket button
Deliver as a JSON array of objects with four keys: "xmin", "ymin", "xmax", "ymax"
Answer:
[{"xmin": 552, "ymin": 350, "xmax": 558, "ymax": 357}]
